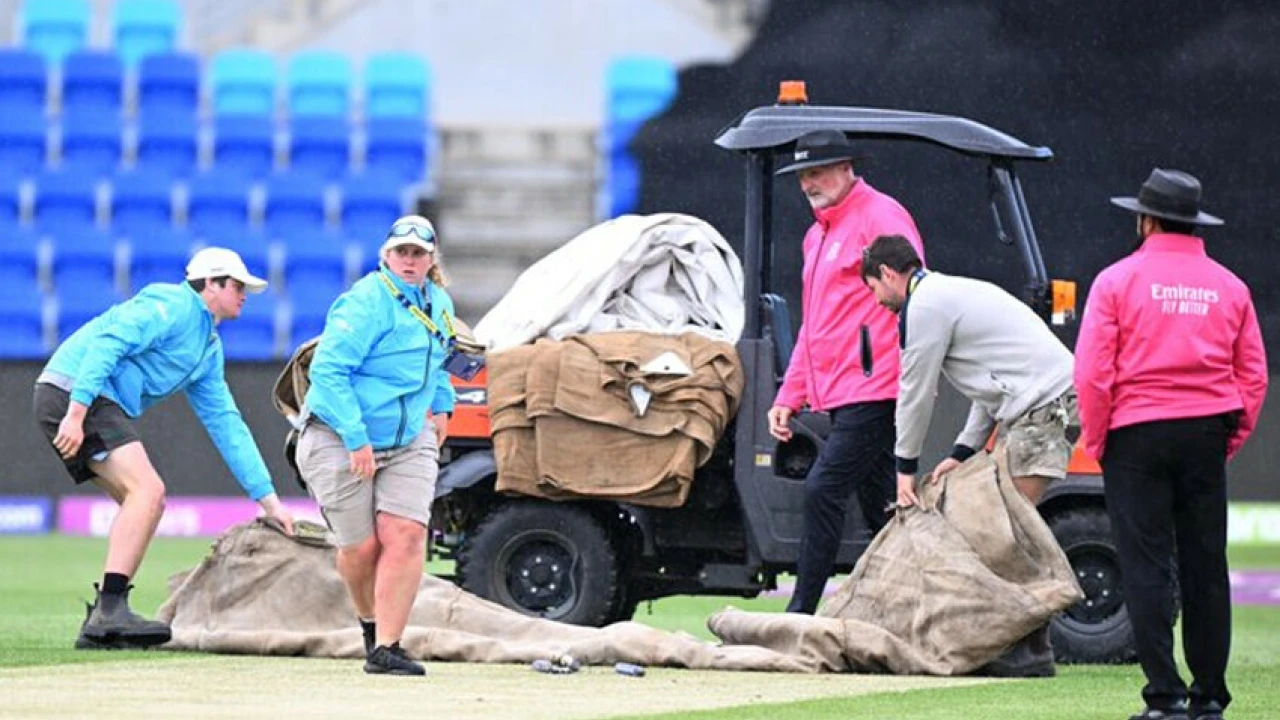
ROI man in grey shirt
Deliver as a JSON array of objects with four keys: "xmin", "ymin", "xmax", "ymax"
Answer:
[{"xmin": 860, "ymin": 234, "xmax": 1078, "ymax": 508}]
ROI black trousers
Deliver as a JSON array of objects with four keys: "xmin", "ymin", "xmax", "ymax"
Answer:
[
  {"xmin": 1102, "ymin": 414, "xmax": 1235, "ymax": 714},
  {"xmin": 787, "ymin": 400, "xmax": 895, "ymax": 614}
]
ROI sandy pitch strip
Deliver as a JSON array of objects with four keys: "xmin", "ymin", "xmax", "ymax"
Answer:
[{"xmin": 0, "ymin": 655, "xmax": 994, "ymax": 719}]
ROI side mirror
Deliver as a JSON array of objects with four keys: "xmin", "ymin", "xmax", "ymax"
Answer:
[{"xmin": 1051, "ymin": 279, "xmax": 1077, "ymax": 326}]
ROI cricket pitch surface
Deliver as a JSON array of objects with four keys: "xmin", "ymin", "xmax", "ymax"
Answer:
[{"xmin": 0, "ymin": 655, "xmax": 994, "ymax": 719}]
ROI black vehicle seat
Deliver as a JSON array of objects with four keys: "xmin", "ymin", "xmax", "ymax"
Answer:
[{"xmin": 760, "ymin": 293, "xmax": 794, "ymax": 379}]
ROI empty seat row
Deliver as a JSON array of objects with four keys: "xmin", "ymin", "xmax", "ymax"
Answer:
[
  {"xmin": 0, "ymin": 227, "xmax": 378, "ymax": 299},
  {"xmin": 0, "ymin": 108, "xmax": 428, "ymax": 182},
  {"xmin": 0, "ymin": 277, "xmax": 349, "ymax": 361},
  {"xmin": 18, "ymin": 0, "xmax": 179, "ymax": 67},
  {"xmin": 1, "ymin": 169, "xmax": 410, "ymax": 241},
  {"xmin": 0, "ymin": 47, "xmax": 432, "ymax": 120}
]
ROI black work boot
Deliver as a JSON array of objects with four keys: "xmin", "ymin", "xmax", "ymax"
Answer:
[
  {"xmin": 364, "ymin": 643, "xmax": 426, "ymax": 676},
  {"xmin": 75, "ymin": 583, "xmax": 172, "ymax": 650}
]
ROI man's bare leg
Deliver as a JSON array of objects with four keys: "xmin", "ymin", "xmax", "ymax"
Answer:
[
  {"xmin": 77, "ymin": 442, "xmax": 173, "ymax": 647},
  {"xmin": 89, "ymin": 442, "xmax": 167, "ymax": 579}
]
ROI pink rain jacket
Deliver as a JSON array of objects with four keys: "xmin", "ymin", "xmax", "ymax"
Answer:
[
  {"xmin": 1074, "ymin": 233, "xmax": 1268, "ymax": 460},
  {"xmin": 774, "ymin": 180, "xmax": 924, "ymax": 412}
]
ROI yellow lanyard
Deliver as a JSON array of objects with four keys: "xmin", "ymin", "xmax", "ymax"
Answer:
[{"xmin": 376, "ymin": 270, "xmax": 456, "ymax": 347}]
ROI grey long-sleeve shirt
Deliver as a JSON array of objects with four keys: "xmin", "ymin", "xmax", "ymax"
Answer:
[{"xmin": 894, "ymin": 272, "xmax": 1074, "ymax": 473}]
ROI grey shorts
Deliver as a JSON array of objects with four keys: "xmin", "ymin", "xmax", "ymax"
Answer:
[
  {"xmin": 33, "ymin": 383, "xmax": 141, "ymax": 484},
  {"xmin": 995, "ymin": 390, "xmax": 1080, "ymax": 480},
  {"xmin": 295, "ymin": 422, "xmax": 439, "ymax": 548}
]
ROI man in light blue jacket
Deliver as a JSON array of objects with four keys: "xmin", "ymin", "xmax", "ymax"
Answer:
[
  {"xmin": 33, "ymin": 247, "xmax": 296, "ymax": 650},
  {"xmin": 298, "ymin": 215, "xmax": 456, "ymax": 676}
]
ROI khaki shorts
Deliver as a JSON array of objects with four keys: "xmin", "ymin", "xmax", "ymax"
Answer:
[
  {"xmin": 994, "ymin": 390, "xmax": 1080, "ymax": 480},
  {"xmin": 295, "ymin": 423, "xmax": 439, "ymax": 547}
]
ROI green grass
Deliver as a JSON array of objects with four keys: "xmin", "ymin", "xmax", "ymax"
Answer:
[{"xmin": 2, "ymin": 536, "xmax": 1278, "ymax": 719}]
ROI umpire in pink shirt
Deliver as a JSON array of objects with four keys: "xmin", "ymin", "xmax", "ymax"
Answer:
[
  {"xmin": 767, "ymin": 130, "xmax": 925, "ymax": 614},
  {"xmin": 1075, "ymin": 168, "xmax": 1268, "ymax": 720}
]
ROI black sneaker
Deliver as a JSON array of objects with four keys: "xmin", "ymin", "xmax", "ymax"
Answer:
[
  {"xmin": 76, "ymin": 584, "xmax": 172, "ymax": 650},
  {"xmin": 1129, "ymin": 708, "xmax": 1190, "ymax": 720},
  {"xmin": 1190, "ymin": 701, "xmax": 1225, "ymax": 720},
  {"xmin": 364, "ymin": 644, "xmax": 426, "ymax": 676}
]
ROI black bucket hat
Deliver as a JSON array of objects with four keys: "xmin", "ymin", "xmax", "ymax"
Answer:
[
  {"xmin": 775, "ymin": 129, "xmax": 861, "ymax": 175},
  {"xmin": 1110, "ymin": 168, "xmax": 1224, "ymax": 227}
]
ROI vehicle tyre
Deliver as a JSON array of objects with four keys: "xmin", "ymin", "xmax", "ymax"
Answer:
[
  {"xmin": 1047, "ymin": 508, "xmax": 1137, "ymax": 664},
  {"xmin": 457, "ymin": 501, "xmax": 618, "ymax": 627},
  {"xmin": 605, "ymin": 581, "xmax": 640, "ymax": 624}
]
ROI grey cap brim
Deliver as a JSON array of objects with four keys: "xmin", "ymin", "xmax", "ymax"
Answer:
[{"xmin": 1110, "ymin": 197, "xmax": 1224, "ymax": 227}]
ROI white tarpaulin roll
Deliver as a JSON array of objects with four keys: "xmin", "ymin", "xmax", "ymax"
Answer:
[{"xmin": 474, "ymin": 213, "xmax": 744, "ymax": 351}]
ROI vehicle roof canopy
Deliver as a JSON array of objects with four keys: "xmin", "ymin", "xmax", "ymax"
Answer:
[{"xmin": 715, "ymin": 105, "xmax": 1053, "ymax": 162}]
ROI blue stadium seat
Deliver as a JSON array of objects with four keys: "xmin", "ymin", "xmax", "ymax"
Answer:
[
  {"xmin": 0, "ymin": 49, "xmax": 47, "ymax": 116},
  {"xmin": 365, "ymin": 52, "xmax": 429, "ymax": 119},
  {"xmin": 20, "ymin": 0, "xmax": 89, "ymax": 66},
  {"xmin": 282, "ymin": 230, "xmax": 346, "ymax": 291},
  {"xmin": 604, "ymin": 56, "xmax": 676, "ymax": 218},
  {"xmin": 289, "ymin": 116, "xmax": 350, "ymax": 181},
  {"xmin": 56, "ymin": 275, "xmax": 121, "ymax": 340},
  {"xmin": 264, "ymin": 171, "xmax": 327, "ymax": 239},
  {"xmin": 112, "ymin": 0, "xmax": 181, "ymax": 68},
  {"xmin": 287, "ymin": 51, "xmax": 351, "ymax": 118},
  {"xmin": 0, "ymin": 274, "xmax": 47, "ymax": 358},
  {"xmin": 110, "ymin": 169, "xmax": 172, "ymax": 236},
  {"xmin": 608, "ymin": 153, "xmax": 641, "ymax": 219},
  {"xmin": 61, "ymin": 50, "xmax": 123, "ymax": 117},
  {"xmin": 137, "ymin": 52, "xmax": 199, "ymax": 117},
  {"xmin": 605, "ymin": 55, "xmax": 678, "ymax": 137},
  {"xmin": 0, "ymin": 174, "xmax": 24, "ymax": 227},
  {"xmin": 0, "ymin": 114, "xmax": 48, "ymax": 177},
  {"xmin": 365, "ymin": 117, "xmax": 426, "ymax": 183},
  {"xmin": 49, "ymin": 226, "xmax": 117, "ymax": 289},
  {"xmin": 60, "ymin": 113, "xmax": 123, "ymax": 178},
  {"xmin": 187, "ymin": 169, "xmax": 253, "ymax": 241},
  {"xmin": 0, "ymin": 226, "xmax": 42, "ymax": 285},
  {"xmin": 34, "ymin": 169, "xmax": 98, "ymax": 234},
  {"xmin": 210, "ymin": 49, "xmax": 277, "ymax": 116},
  {"xmin": 136, "ymin": 109, "xmax": 197, "ymax": 178},
  {"xmin": 219, "ymin": 292, "xmax": 278, "ymax": 360},
  {"xmin": 213, "ymin": 114, "xmax": 275, "ymax": 180},
  {"xmin": 210, "ymin": 229, "xmax": 271, "ymax": 281},
  {"xmin": 287, "ymin": 279, "xmax": 344, "ymax": 350},
  {"xmin": 339, "ymin": 172, "xmax": 404, "ymax": 243},
  {"xmin": 127, "ymin": 227, "xmax": 191, "ymax": 290}
]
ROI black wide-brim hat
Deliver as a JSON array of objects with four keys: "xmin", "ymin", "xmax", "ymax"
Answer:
[
  {"xmin": 775, "ymin": 129, "xmax": 863, "ymax": 175},
  {"xmin": 1110, "ymin": 168, "xmax": 1224, "ymax": 226}
]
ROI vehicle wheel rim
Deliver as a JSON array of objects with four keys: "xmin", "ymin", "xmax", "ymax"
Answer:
[
  {"xmin": 1063, "ymin": 540, "xmax": 1124, "ymax": 625},
  {"xmin": 492, "ymin": 529, "xmax": 578, "ymax": 620}
]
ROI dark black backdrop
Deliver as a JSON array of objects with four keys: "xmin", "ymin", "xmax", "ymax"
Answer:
[{"xmin": 635, "ymin": 0, "xmax": 1278, "ymax": 355}]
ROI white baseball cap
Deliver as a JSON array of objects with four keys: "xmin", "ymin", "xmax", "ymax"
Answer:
[
  {"xmin": 380, "ymin": 215, "xmax": 438, "ymax": 254},
  {"xmin": 185, "ymin": 247, "xmax": 268, "ymax": 293}
]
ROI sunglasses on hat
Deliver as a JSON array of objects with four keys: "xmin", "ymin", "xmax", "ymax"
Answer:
[{"xmin": 388, "ymin": 220, "xmax": 437, "ymax": 245}]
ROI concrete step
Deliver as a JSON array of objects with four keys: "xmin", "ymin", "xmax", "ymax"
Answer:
[
  {"xmin": 438, "ymin": 217, "xmax": 591, "ymax": 258},
  {"xmin": 438, "ymin": 125, "xmax": 598, "ymax": 166},
  {"xmin": 443, "ymin": 258, "xmax": 528, "ymax": 322}
]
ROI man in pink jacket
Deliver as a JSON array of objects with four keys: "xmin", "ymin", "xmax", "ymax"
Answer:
[
  {"xmin": 1075, "ymin": 168, "xmax": 1267, "ymax": 720},
  {"xmin": 767, "ymin": 129, "xmax": 924, "ymax": 614}
]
